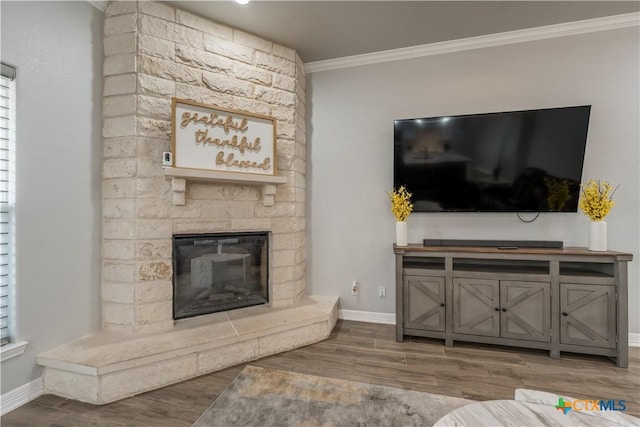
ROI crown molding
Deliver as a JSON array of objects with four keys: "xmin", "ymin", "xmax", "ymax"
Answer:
[
  {"xmin": 87, "ymin": 0, "xmax": 108, "ymax": 12},
  {"xmin": 305, "ymin": 12, "xmax": 640, "ymax": 73}
]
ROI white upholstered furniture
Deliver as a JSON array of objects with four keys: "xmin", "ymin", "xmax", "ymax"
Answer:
[{"xmin": 434, "ymin": 389, "xmax": 639, "ymax": 426}]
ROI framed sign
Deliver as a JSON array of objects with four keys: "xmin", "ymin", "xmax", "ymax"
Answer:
[{"xmin": 171, "ymin": 98, "xmax": 277, "ymax": 176}]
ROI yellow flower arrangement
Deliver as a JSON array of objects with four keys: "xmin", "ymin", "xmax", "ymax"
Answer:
[
  {"xmin": 579, "ymin": 179, "xmax": 617, "ymax": 222},
  {"xmin": 387, "ymin": 186, "xmax": 413, "ymax": 222}
]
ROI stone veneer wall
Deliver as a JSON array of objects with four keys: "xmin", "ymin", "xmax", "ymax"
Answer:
[{"xmin": 101, "ymin": 1, "xmax": 307, "ymax": 333}]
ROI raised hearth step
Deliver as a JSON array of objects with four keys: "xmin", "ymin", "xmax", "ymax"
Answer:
[{"xmin": 37, "ymin": 295, "xmax": 338, "ymax": 404}]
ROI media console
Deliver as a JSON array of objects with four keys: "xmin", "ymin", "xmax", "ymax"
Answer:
[{"xmin": 394, "ymin": 244, "xmax": 632, "ymax": 367}]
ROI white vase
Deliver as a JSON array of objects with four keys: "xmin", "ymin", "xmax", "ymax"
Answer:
[
  {"xmin": 589, "ymin": 221, "xmax": 607, "ymax": 251},
  {"xmin": 396, "ymin": 221, "xmax": 408, "ymax": 246}
]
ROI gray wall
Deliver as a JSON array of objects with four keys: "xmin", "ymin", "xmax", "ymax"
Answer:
[
  {"xmin": 307, "ymin": 28, "xmax": 640, "ymax": 333},
  {"xmin": 1, "ymin": 1, "xmax": 103, "ymax": 393}
]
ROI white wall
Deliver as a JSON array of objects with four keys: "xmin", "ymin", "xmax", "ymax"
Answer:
[
  {"xmin": 307, "ymin": 27, "xmax": 640, "ymax": 333},
  {"xmin": 1, "ymin": 1, "xmax": 103, "ymax": 393}
]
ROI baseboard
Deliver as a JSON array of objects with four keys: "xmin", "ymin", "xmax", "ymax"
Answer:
[
  {"xmin": 337, "ymin": 310, "xmax": 640, "ymax": 349},
  {"xmin": 0, "ymin": 377, "xmax": 43, "ymax": 416},
  {"xmin": 338, "ymin": 309, "xmax": 395, "ymax": 325}
]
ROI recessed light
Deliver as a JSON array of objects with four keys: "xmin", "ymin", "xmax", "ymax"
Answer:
[{"xmin": 235, "ymin": 0, "xmax": 250, "ymax": 4}]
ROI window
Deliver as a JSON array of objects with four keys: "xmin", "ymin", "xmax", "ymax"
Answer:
[{"xmin": 0, "ymin": 63, "xmax": 16, "ymax": 347}]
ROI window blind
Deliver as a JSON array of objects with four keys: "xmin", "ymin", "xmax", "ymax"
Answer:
[{"xmin": 0, "ymin": 71, "xmax": 16, "ymax": 346}]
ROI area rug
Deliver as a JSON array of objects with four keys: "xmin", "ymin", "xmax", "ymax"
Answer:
[{"xmin": 192, "ymin": 365, "xmax": 471, "ymax": 426}]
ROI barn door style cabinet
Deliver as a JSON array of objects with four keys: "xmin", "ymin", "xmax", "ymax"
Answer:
[
  {"xmin": 453, "ymin": 278, "xmax": 551, "ymax": 342},
  {"xmin": 394, "ymin": 245, "xmax": 632, "ymax": 367}
]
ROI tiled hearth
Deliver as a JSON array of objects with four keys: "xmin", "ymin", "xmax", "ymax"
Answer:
[{"xmin": 37, "ymin": 1, "xmax": 338, "ymax": 404}]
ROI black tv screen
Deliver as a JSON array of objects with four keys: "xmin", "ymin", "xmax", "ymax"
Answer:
[{"xmin": 393, "ymin": 106, "xmax": 591, "ymax": 212}]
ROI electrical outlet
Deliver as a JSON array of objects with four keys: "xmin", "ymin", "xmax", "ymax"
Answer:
[
  {"xmin": 351, "ymin": 281, "xmax": 359, "ymax": 295},
  {"xmin": 378, "ymin": 286, "xmax": 386, "ymax": 298},
  {"xmin": 162, "ymin": 152, "xmax": 172, "ymax": 166}
]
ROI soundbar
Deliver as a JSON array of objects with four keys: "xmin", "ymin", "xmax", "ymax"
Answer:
[{"xmin": 422, "ymin": 239, "xmax": 563, "ymax": 248}]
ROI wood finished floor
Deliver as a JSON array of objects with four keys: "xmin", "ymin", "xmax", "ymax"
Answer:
[{"xmin": 3, "ymin": 320, "xmax": 639, "ymax": 426}]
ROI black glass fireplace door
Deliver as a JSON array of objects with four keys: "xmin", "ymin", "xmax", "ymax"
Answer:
[{"xmin": 172, "ymin": 232, "xmax": 269, "ymax": 319}]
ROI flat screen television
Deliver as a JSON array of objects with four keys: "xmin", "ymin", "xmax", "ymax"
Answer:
[{"xmin": 393, "ymin": 106, "xmax": 591, "ymax": 212}]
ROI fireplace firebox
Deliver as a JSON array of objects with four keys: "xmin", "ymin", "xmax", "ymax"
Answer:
[{"xmin": 172, "ymin": 232, "xmax": 269, "ymax": 319}]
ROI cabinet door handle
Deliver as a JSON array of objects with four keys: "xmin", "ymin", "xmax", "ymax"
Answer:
[
  {"xmin": 501, "ymin": 308, "xmax": 507, "ymax": 312},
  {"xmin": 495, "ymin": 307, "xmax": 500, "ymax": 311},
  {"xmin": 562, "ymin": 312, "xmax": 568, "ymax": 317},
  {"xmin": 440, "ymin": 303, "xmax": 445, "ymax": 307}
]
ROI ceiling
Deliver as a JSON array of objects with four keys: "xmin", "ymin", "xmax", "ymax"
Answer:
[{"xmin": 165, "ymin": 1, "xmax": 639, "ymax": 63}]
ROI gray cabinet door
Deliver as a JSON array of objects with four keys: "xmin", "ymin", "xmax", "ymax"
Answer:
[
  {"xmin": 404, "ymin": 275, "xmax": 445, "ymax": 332},
  {"xmin": 560, "ymin": 283, "xmax": 616, "ymax": 349},
  {"xmin": 453, "ymin": 278, "xmax": 500, "ymax": 337},
  {"xmin": 500, "ymin": 281, "xmax": 550, "ymax": 342}
]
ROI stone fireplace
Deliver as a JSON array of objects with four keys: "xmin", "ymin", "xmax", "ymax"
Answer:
[
  {"xmin": 37, "ymin": 0, "xmax": 338, "ymax": 404},
  {"xmin": 96, "ymin": 0, "xmax": 310, "ymax": 335},
  {"xmin": 173, "ymin": 232, "xmax": 270, "ymax": 319}
]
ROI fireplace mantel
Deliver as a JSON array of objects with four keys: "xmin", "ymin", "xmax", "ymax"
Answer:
[{"xmin": 163, "ymin": 167, "xmax": 288, "ymax": 206}]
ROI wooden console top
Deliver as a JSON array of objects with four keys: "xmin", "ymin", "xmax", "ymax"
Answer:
[{"xmin": 394, "ymin": 244, "xmax": 633, "ymax": 261}]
